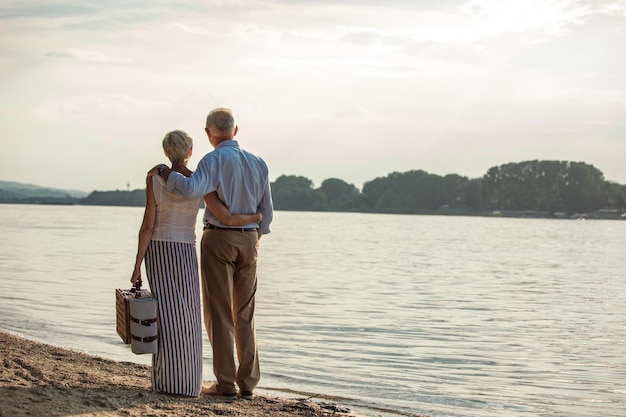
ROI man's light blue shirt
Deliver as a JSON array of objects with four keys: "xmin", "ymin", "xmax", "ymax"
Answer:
[{"xmin": 166, "ymin": 140, "xmax": 273, "ymax": 235}]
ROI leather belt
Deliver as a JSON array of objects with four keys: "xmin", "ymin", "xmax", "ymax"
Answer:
[{"xmin": 204, "ymin": 224, "xmax": 257, "ymax": 232}]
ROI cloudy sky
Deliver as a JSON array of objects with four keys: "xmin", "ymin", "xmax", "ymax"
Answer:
[{"xmin": 1, "ymin": 0, "xmax": 625, "ymax": 192}]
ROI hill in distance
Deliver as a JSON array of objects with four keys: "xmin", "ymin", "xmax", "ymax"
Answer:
[{"xmin": 0, "ymin": 180, "xmax": 90, "ymax": 199}]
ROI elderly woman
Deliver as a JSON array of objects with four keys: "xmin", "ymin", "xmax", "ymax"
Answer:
[{"xmin": 131, "ymin": 130, "xmax": 260, "ymax": 397}]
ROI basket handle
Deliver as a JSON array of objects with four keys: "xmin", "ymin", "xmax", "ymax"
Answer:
[{"xmin": 131, "ymin": 279, "xmax": 143, "ymax": 298}]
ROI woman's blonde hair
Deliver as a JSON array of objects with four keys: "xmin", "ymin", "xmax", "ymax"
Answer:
[{"xmin": 162, "ymin": 130, "xmax": 193, "ymax": 165}]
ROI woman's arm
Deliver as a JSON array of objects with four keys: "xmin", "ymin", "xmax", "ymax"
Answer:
[
  {"xmin": 131, "ymin": 176, "xmax": 157, "ymax": 286},
  {"xmin": 204, "ymin": 192, "xmax": 262, "ymax": 226}
]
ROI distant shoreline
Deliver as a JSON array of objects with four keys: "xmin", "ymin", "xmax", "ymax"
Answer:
[
  {"xmin": 1, "ymin": 200, "xmax": 624, "ymax": 220},
  {"xmin": 3, "ymin": 160, "xmax": 626, "ymax": 217}
]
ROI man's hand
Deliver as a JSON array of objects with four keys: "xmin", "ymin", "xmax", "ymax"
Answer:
[{"xmin": 148, "ymin": 164, "xmax": 170, "ymax": 179}]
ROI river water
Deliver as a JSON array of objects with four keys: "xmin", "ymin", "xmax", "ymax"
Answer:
[{"xmin": 0, "ymin": 204, "xmax": 624, "ymax": 417}]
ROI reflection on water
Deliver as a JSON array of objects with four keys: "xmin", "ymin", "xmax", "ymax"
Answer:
[{"xmin": 0, "ymin": 205, "xmax": 624, "ymax": 417}]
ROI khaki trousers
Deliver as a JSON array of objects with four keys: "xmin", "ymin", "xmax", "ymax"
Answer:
[{"xmin": 201, "ymin": 228, "xmax": 260, "ymax": 393}]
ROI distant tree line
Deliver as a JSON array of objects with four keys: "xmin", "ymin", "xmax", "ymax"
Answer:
[
  {"xmin": 3, "ymin": 160, "xmax": 625, "ymax": 218},
  {"xmin": 0, "ymin": 189, "xmax": 146, "ymax": 206},
  {"xmin": 81, "ymin": 189, "xmax": 146, "ymax": 206},
  {"xmin": 272, "ymin": 160, "xmax": 626, "ymax": 217}
]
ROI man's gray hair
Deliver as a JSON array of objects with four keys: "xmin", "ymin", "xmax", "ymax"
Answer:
[
  {"xmin": 206, "ymin": 107, "xmax": 236, "ymax": 133},
  {"xmin": 162, "ymin": 130, "xmax": 193, "ymax": 164}
]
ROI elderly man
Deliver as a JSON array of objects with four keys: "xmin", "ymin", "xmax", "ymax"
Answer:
[{"xmin": 157, "ymin": 107, "xmax": 273, "ymax": 400}]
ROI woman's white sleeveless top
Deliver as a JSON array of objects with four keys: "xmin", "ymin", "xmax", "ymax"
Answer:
[{"xmin": 151, "ymin": 175, "xmax": 201, "ymax": 244}]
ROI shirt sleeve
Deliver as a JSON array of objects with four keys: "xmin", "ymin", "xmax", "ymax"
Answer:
[
  {"xmin": 166, "ymin": 155, "xmax": 218, "ymax": 198},
  {"xmin": 257, "ymin": 178, "xmax": 274, "ymax": 235}
]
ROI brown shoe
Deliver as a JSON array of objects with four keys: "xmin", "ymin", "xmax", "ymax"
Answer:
[
  {"xmin": 240, "ymin": 390, "xmax": 254, "ymax": 400},
  {"xmin": 201, "ymin": 383, "xmax": 237, "ymax": 401}
]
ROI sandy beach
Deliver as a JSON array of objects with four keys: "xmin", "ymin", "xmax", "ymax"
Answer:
[{"xmin": 0, "ymin": 331, "xmax": 363, "ymax": 417}]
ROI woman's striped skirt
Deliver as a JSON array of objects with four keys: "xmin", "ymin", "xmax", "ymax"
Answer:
[{"xmin": 145, "ymin": 240, "xmax": 203, "ymax": 397}]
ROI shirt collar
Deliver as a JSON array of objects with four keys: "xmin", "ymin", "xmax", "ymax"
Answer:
[{"xmin": 216, "ymin": 139, "xmax": 239, "ymax": 149}]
